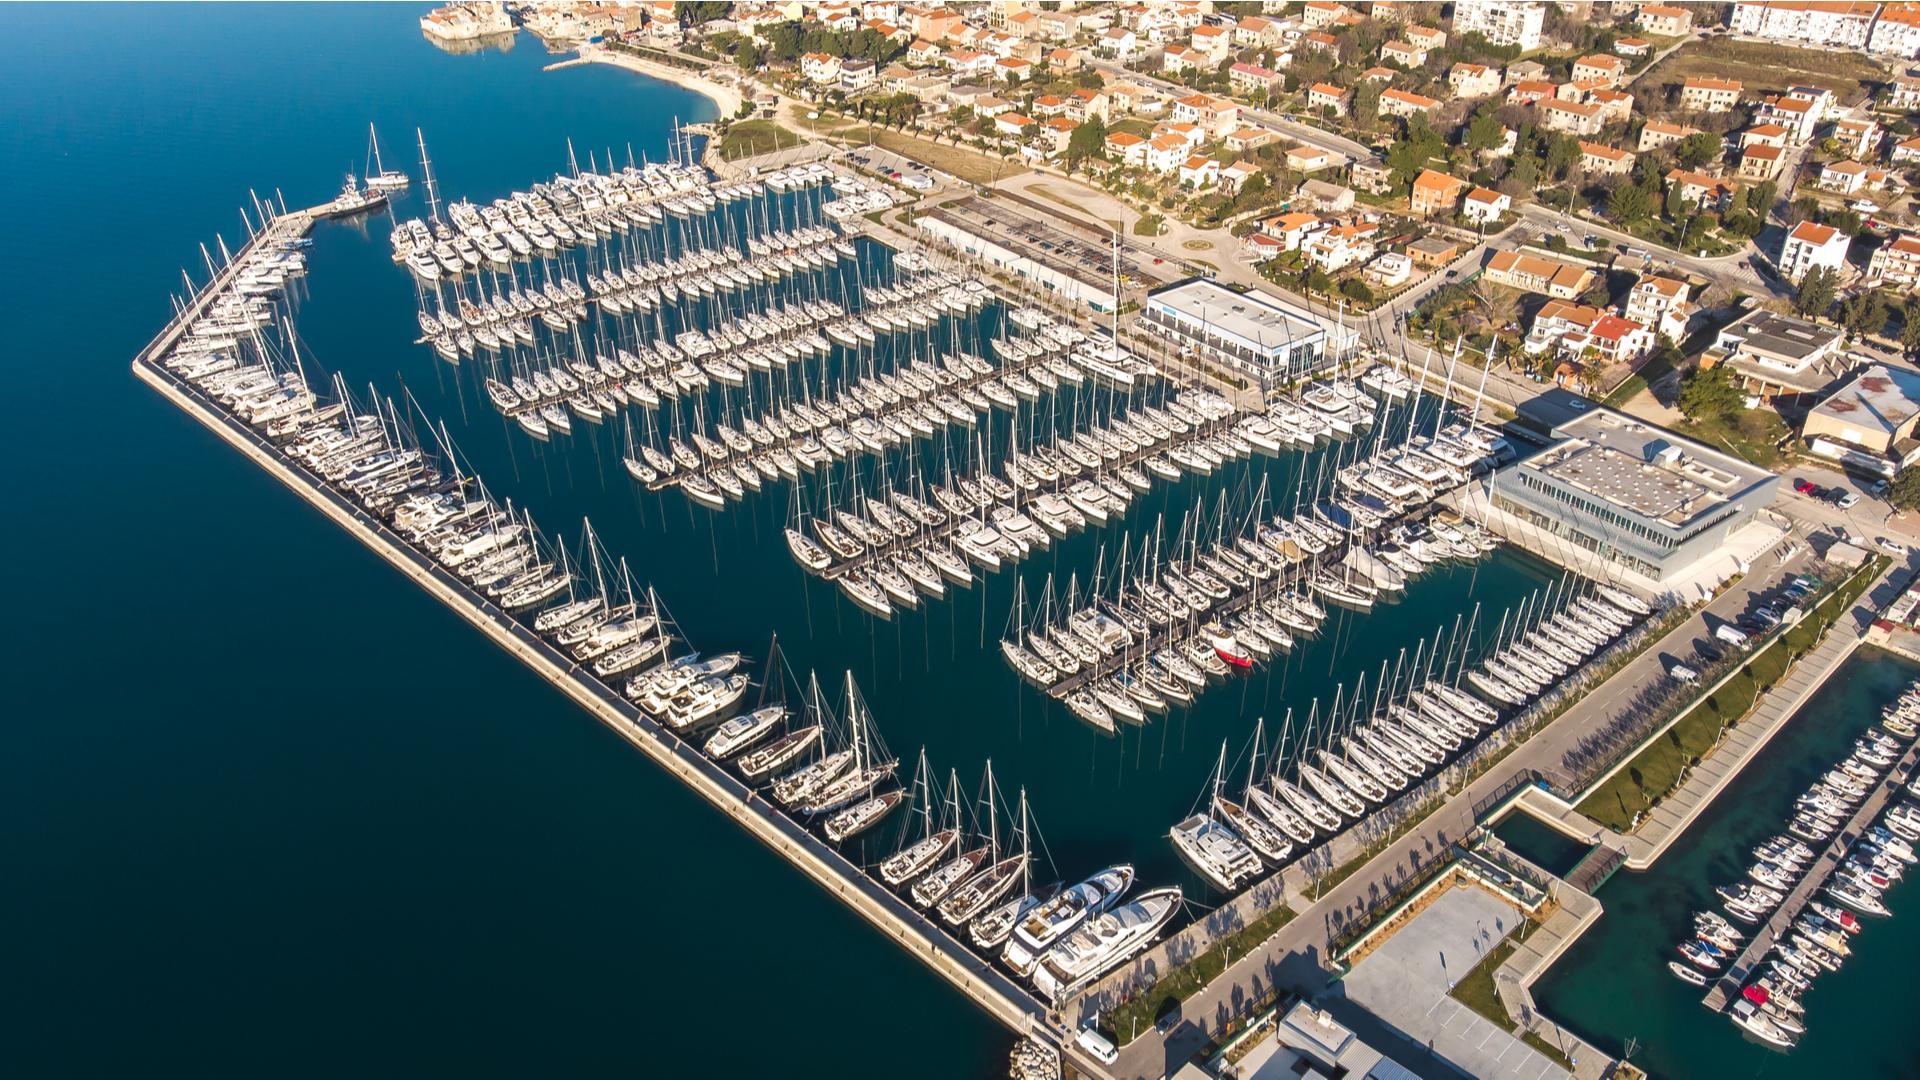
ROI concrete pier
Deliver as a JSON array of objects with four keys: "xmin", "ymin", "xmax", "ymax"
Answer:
[
  {"xmin": 134, "ymin": 205, "xmax": 1060, "ymax": 1059},
  {"xmin": 1701, "ymin": 733, "xmax": 1920, "ymax": 1011}
]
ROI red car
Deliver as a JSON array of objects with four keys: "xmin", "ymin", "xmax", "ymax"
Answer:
[{"xmin": 1794, "ymin": 478, "xmax": 1816, "ymax": 495}]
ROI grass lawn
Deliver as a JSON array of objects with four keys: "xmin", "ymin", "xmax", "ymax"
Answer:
[
  {"xmin": 1576, "ymin": 559, "xmax": 1883, "ymax": 832},
  {"xmin": 1676, "ymin": 408, "xmax": 1791, "ymax": 469},
  {"xmin": 1025, "ymin": 181, "xmax": 1126, "ymax": 230},
  {"xmin": 1639, "ymin": 37, "xmax": 1888, "ymax": 100},
  {"xmin": 717, "ymin": 119, "xmax": 803, "ymax": 161},
  {"xmin": 1449, "ymin": 932, "xmax": 1576, "ymax": 1071},
  {"xmin": 1110, "ymin": 117, "xmax": 1155, "ymax": 138},
  {"xmin": 1104, "ymin": 903, "xmax": 1295, "ymax": 1047}
]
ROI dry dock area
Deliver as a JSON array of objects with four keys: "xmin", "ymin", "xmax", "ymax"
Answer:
[{"xmin": 134, "ymin": 203, "xmax": 1059, "ymax": 1059}]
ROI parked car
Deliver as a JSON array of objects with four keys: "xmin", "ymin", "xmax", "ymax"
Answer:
[
  {"xmin": 1837, "ymin": 491, "xmax": 1861, "ymax": 509},
  {"xmin": 1879, "ymin": 537, "xmax": 1909, "ymax": 556},
  {"xmin": 1697, "ymin": 639, "xmax": 1726, "ymax": 663},
  {"xmin": 1794, "ymin": 477, "xmax": 1816, "ymax": 495},
  {"xmin": 1671, "ymin": 663, "xmax": 1700, "ymax": 685},
  {"xmin": 1715, "ymin": 624, "xmax": 1752, "ymax": 647},
  {"xmin": 1871, "ymin": 479, "xmax": 1890, "ymax": 496}
]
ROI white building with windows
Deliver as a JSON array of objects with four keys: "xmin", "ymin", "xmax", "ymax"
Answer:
[
  {"xmin": 1779, "ymin": 221, "xmax": 1851, "ymax": 283},
  {"xmin": 1729, "ymin": 1, "xmax": 1876, "ymax": 49},
  {"xmin": 1141, "ymin": 278, "xmax": 1354, "ymax": 388},
  {"xmin": 1452, "ymin": 0, "xmax": 1545, "ymax": 50}
]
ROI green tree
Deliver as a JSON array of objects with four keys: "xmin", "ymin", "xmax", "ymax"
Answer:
[
  {"xmin": 1676, "ymin": 131, "xmax": 1723, "ymax": 169},
  {"xmin": 1890, "ymin": 468, "xmax": 1920, "ymax": 513},
  {"xmin": 1903, "ymin": 306, "xmax": 1920, "ymax": 354},
  {"xmin": 733, "ymin": 41, "xmax": 762, "ymax": 71},
  {"xmin": 1676, "ymin": 363, "xmax": 1744, "ymax": 420},
  {"xmin": 1467, "ymin": 112, "xmax": 1506, "ymax": 154},
  {"xmin": 1354, "ymin": 81, "xmax": 1381, "ymax": 128},
  {"xmin": 1065, "ymin": 115, "xmax": 1107, "ymax": 172},
  {"xmin": 1340, "ymin": 278, "xmax": 1375, "ymax": 304},
  {"xmin": 1610, "ymin": 183, "xmax": 1651, "ymax": 225},
  {"xmin": 1752, "ymin": 180, "xmax": 1778, "ymax": 218},
  {"xmin": 1665, "ymin": 182, "xmax": 1688, "ymax": 218},
  {"xmin": 1795, "ymin": 266, "xmax": 1839, "ymax": 317}
]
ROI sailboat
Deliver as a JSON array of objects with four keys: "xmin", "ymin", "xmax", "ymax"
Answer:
[
  {"xmin": 365, "ymin": 123, "xmax": 409, "ymax": 191},
  {"xmin": 938, "ymin": 775, "xmax": 1027, "ymax": 926},
  {"xmin": 882, "ymin": 764, "xmax": 961, "ymax": 886}
]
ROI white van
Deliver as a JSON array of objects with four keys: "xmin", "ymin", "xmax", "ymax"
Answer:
[
  {"xmin": 1714, "ymin": 624, "xmax": 1750, "ymax": 647},
  {"xmin": 1075, "ymin": 1026, "xmax": 1119, "ymax": 1065}
]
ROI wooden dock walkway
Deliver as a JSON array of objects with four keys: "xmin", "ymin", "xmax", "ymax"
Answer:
[
  {"xmin": 1701, "ymin": 734, "xmax": 1920, "ymax": 1010},
  {"xmin": 134, "ymin": 198, "xmax": 1066, "ymax": 1064}
]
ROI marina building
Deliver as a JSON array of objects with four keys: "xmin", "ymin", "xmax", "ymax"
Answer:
[
  {"xmin": 1178, "ymin": 1001, "xmax": 1418, "ymax": 1080},
  {"xmin": 1141, "ymin": 277, "xmax": 1354, "ymax": 389},
  {"xmin": 1493, "ymin": 400, "xmax": 1779, "ymax": 583}
]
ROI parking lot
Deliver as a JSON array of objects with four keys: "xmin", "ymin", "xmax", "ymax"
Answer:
[{"xmin": 840, "ymin": 146, "xmax": 943, "ymax": 195}]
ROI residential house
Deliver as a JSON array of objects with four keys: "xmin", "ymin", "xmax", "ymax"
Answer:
[
  {"xmin": 1030, "ymin": 94, "xmax": 1070, "ymax": 119},
  {"xmin": 1301, "ymin": 30, "xmax": 1340, "ymax": 55},
  {"xmin": 972, "ymin": 95, "xmax": 1014, "ymax": 119},
  {"xmin": 1301, "ymin": 1, "xmax": 1351, "ymax": 30},
  {"xmin": 1106, "ymin": 82, "xmax": 1163, "ymax": 116},
  {"xmin": 1151, "ymin": 120, "xmax": 1205, "ymax": 151},
  {"xmin": 1104, "ymin": 131, "xmax": 1150, "ymax": 166},
  {"xmin": 1179, "ymin": 156, "xmax": 1221, "ymax": 189},
  {"xmin": 1234, "ymin": 15, "xmax": 1284, "ymax": 48},
  {"xmin": 906, "ymin": 39, "xmax": 944, "ymax": 65},
  {"xmin": 1739, "ymin": 144, "xmax": 1785, "ymax": 181},
  {"xmin": 1221, "ymin": 160, "xmax": 1263, "ymax": 192},
  {"xmin": 1506, "ymin": 59, "xmax": 1548, "ymax": 85},
  {"xmin": 1540, "ymin": 99, "xmax": 1607, "ymax": 136},
  {"xmin": 1525, "ymin": 300, "xmax": 1654, "ymax": 365},
  {"xmin": 1381, "ymin": 40, "xmax": 1429, "ymax": 67},
  {"xmin": 1302, "ymin": 220, "xmax": 1381, "ymax": 271},
  {"xmin": 1665, "ymin": 168, "xmax": 1737, "ymax": 210},
  {"xmin": 1615, "ymin": 36, "xmax": 1653, "ymax": 57},
  {"xmin": 1636, "ymin": 4, "xmax": 1692, "ymax": 35},
  {"xmin": 1380, "ymin": 88, "xmax": 1441, "ymax": 119},
  {"xmin": 1623, "ymin": 275, "xmax": 1693, "ymax": 341},
  {"xmin": 1463, "ymin": 187, "xmax": 1512, "ymax": 223},
  {"xmin": 1410, "ymin": 169, "xmax": 1469, "ymax": 216},
  {"xmin": 994, "ymin": 112, "xmax": 1036, "ymax": 140},
  {"xmin": 1450, "ymin": 63, "xmax": 1502, "ymax": 98},
  {"xmin": 1755, "ymin": 94, "xmax": 1821, "ymax": 142},
  {"xmin": 1832, "ymin": 117, "xmax": 1882, "ymax": 159},
  {"xmin": 1571, "ymin": 54, "xmax": 1627, "ymax": 87},
  {"xmin": 1638, "ymin": 120, "xmax": 1698, "ymax": 152},
  {"xmin": 1066, "ymin": 88, "xmax": 1109, "ymax": 122},
  {"xmin": 1047, "ymin": 47, "xmax": 1079, "ymax": 72},
  {"xmin": 1096, "ymin": 27, "xmax": 1141, "ymax": 61},
  {"xmin": 1485, "ymin": 249, "xmax": 1599, "ymax": 298},
  {"xmin": 1037, "ymin": 117, "xmax": 1077, "ymax": 153},
  {"xmin": 1894, "ymin": 135, "xmax": 1920, "ymax": 164},
  {"xmin": 1591, "ymin": 88, "xmax": 1636, "ymax": 124},
  {"xmin": 1241, "ymin": 231, "xmax": 1288, "ymax": 262},
  {"xmin": 1705, "ymin": 307, "xmax": 1847, "ymax": 401},
  {"xmin": 1301, "ymin": 179, "xmax": 1355, "ymax": 212},
  {"xmin": 1680, "ymin": 77, "xmax": 1742, "ymax": 114},
  {"xmin": 1307, "ymin": 83, "xmax": 1352, "ymax": 116},
  {"xmin": 1172, "ymin": 93, "xmax": 1241, "ymax": 137},
  {"xmin": 1579, "ymin": 142, "xmax": 1635, "ymax": 177},
  {"xmin": 1190, "ymin": 23, "xmax": 1231, "ymax": 61},
  {"xmin": 1819, "ymin": 159, "xmax": 1873, "ymax": 195},
  {"xmin": 1286, "ymin": 144, "xmax": 1344, "ymax": 173},
  {"xmin": 1261, "ymin": 211, "xmax": 1328, "ymax": 250},
  {"xmin": 1507, "ymin": 81, "xmax": 1557, "ymax": 106},
  {"xmin": 1779, "ymin": 220, "xmax": 1852, "ymax": 282},
  {"xmin": 1229, "ymin": 62, "xmax": 1283, "ymax": 97},
  {"xmin": 1406, "ymin": 25, "xmax": 1448, "ymax": 51},
  {"xmin": 1407, "ymin": 236, "xmax": 1461, "ymax": 268},
  {"xmin": 1162, "ymin": 44, "xmax": 1208, "ymax": 75},
  {"xmin": 1452, "ymin": 0, "xmax": 1546, "ymax": 50},
  {"xmin": 1145, "ymin": 134, "xmax": 1192, "ymax": 173},
  {"xmin": 1741, "ymin": 123, "xmax": 1791, "ymax": 149},
  {"xmin": 840, "ymin": 58, "xmax": 878, "ymax": 91},
  {"xmin": 1352, "ymin": 159, "xmax": 1396, "ymax": 194},
  {"xmin": 800, "ymin": 52, "xmax": 843, "ymax": 85},
  {"xmin": 1360, "ymin": 67, "xmax": 1398, "ymax": 86},
  {"xmin": 1869, "ymin": 232, "xmax": 1920, "ymax": 287},
  {"xmin": 1885, "ymin": 73, "xmax": 1920, "ymax": 111},
  {"xmin": 1224, "ymin": 125, "xmax": 1280, "ymax": 152},
  {"xmin": 1365, "ymin": 251, "xmax": 1415, "ymax": 288}
]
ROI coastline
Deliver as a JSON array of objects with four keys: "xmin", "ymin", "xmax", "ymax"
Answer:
[{"xmin": 572, "ymin": 42, "xmax": 743, "ymax": 120}]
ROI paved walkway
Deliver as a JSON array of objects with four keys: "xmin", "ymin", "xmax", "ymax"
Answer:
[{"xmin": 1341, "ymin": 886, "xmax": 1571, "ymax": 1080}]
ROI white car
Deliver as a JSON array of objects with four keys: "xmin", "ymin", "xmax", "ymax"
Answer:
[
  {"xmin": 1879, "ymin": 537, "xmax": 1909, "ymax": 556},
  {"xmin": 1837, "ymin": 491, "xmax": 1860, "ymax": 509}
]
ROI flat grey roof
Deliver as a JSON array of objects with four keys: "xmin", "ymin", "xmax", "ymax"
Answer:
[
  {"xmin": 1147, "ymin": 278, "xmax": 1326, "ymax": 351},
  {"xmin": 1722, "ymin": 309, "xmax": 1839, "ymax": 364},
  {"xmin": 1526, "ymin": 407, "xmax": 1773, "ymax": 529},
  {"xmin": 1808, "ymin": 363, "xmax": 1920, "ymax": 436}
]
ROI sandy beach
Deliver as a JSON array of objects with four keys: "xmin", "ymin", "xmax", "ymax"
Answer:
[{"xmin": 574, "ymin": 43, "xmax": 744, "ymax": 120}]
